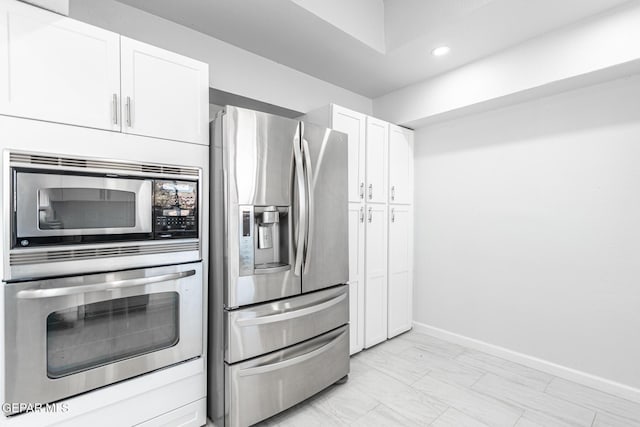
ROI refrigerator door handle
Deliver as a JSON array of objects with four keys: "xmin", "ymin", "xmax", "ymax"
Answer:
[
  {"xmin": 302, "ymin": 134, "xmax": 314, "ymax": 274},
  {"xmin": 293, "ymin": 126, "xmax": 306, "ymax": 276}
]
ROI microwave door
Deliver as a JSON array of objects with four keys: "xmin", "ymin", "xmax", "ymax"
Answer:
[{"xmin": 15, "ymin": 172, "xmax": 152, "ymax": 241}]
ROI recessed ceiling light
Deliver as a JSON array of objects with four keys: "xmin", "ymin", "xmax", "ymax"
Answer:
[{"xmin": 432, "ymin": 46, "xmax": 451, "ymax": 57}]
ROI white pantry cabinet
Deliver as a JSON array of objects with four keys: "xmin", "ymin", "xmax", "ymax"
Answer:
[
  {"xmin": 365, "ymin": 117, "xmax": 389, "ymax": 204},
  {"xmin": 0, "ymin": 0, "xmax": 120, "ymax": 131},
  {"xmin": 387, "ymin": 205, "xmax": 413, "ymax": 337},
  {"xmin": 120, "ymin": 37, "xmax": 209, "ymax": 145},
  {"xmin": 389, "ymin": 124, "xmax": 414, "ymax": 205},
  {"xmin": 347, "ymin": 203, "xmax": 366, "ymax": 354},
  {"xmin": 364, "ymin": 204, "xmax": 388, "ymax": 347},
  {"xmin": 0, "ymin": 0, "xmax": 209, "ymax": 145},
  {"xmin": 305, "ymin": 104, "xmax": 413, "ymax": 352},
  {"xmin": 331, "ymin": 105, "xmax": 367, "ymax": 204}
]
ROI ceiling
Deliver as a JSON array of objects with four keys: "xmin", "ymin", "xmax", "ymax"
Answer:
[{"xmin": 115, "ymin": 0, "xmax": 632, "ymax": 98}]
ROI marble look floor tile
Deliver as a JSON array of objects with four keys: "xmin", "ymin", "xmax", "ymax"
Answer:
[
  {"xmin": 515, "ymin": 410, "xmax": 587, "ymax": 427},
  {"xmin": 309, "ymin": 382, "xmax": 379, "ymax": 425},
  {"xmin": 592, "ymin": 411, "xmax": 640, "ymax": 427},
  {"xmin": 412, "ymin": 374, "xmax": 523, "ymax": 426},
  {"xmin": 367, "ymin": 335, "xmax": 417, "ymax": 355},
  {"xmin": 350, "ymin": 368, "xmax": 416, "ymax": 404},
  {"xmin": 357, "ymin": 344, "xmax": 431, "ymax": 385},
  {"xmin": 472, "ymin": 374, "xmax": 595, "ymax": 426},
  {"xmin": 351, "ymin": 404, "xmax": 421, "ymax": 427},
  {"xmin": 398, "ymin": 331, "xmax": 466, "ymax": 358},
  {"xmin": 545, "ymin": 377, "xmax": 640, "ymax": 423},
  {"xmin": 381, "ymin": 389, "xmax": 448, "ymax": 425},
  {"xmin": 401, "ymin": 346, "xmax": 486, "ymax": 387},
  {"xmin": 456, "ymin": 351, "xmax": 553, "ymax": 391},
  {"xmin": 432, "ymin": 407, "xmax": 490, "ymax": 427}
]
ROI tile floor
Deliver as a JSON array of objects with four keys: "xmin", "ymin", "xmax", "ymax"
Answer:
[{"xmin": 255, "ymin": 330, "xmax": 640, "ymax": 426}]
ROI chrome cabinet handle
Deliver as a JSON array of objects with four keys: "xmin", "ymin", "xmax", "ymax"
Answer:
[
  {"xmin": 391, "ymin": 208, "xmax": 395, "ymax": 223},
  {"xmin": 125, "ymin": 96, "xmax": 132, "ymax": 127},
  {"xmin": 302, "ymin": 133, "xmax": 314, "ymax": 274},
  {"xmin": 368, "ymin": 184, "xmax": 373, "ymax": 200},
  {"xmin": 391, "ymin": 185, "xmax": 395, "ymax": 201},
  {"xmin": 359, "ymin": 207, "xmax": 364, "ymax": 223},
  {"xmin": 236, "ymin": 292, "xmax": 347, "ymax": 326},
  {"xmin": 112, "ymin": 93, "xmax": 118, "ymax": 125},
  {"xmin": 238, "ymin": 329, "xmax": 347, "ymax": 377},
  {"xmin": 359, "ymin": 182, "xmax": 364, "ymax": 199},
  {"xmin": 17, "ymin": 270, "xmax": 196, "ymax": 299},
  {"xmin": 368, "ymin": 207, "xmax": 372, "ymax": 223},
  {"xmin": 293, "ymin": 129, "xmax": 306, "ymax": 277}
]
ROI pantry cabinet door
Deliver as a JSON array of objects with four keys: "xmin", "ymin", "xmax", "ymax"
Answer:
[
  {"xmin": 332, "ymin": 105, "xmax": 366, "ymax": 204},
  {"xmin": 120, "ymin": 37, "xmax": 209, "ymax": 145},
  {"xmin": 389, "ymin": 125, "xmax": 414, "ymax": 205},
  {"xmin": 0, "ymin": 0, "xmax": 120, "ymax": 131},
  {"xmin": 364, "ymin": 204, "xmax": 388, "ymax": 348},
  {"xmin": 365, "ymin": 117, "xmax": 388, "ymax": 204},
  {"xmin": 388, "ymin": 206, "xmax": 413, "ymax": 338},
  {"xmin": 348, "ymin": 203, "xmax": 366, "ymax": 354}
]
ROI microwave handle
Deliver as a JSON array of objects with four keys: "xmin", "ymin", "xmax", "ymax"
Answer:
[{"xmin": 16, "ymin": 270, "xmax": 195, "ymax": 299}]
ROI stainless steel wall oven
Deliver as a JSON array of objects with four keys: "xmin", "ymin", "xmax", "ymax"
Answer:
[{"xmin": 3, "ymin": 262, "xmax": 203, "ymax": 415}]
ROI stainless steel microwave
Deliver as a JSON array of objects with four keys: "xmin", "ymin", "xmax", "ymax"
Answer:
[{"xmin": 4, "ymin": 151, "xmax": 202, "ymax": 281}]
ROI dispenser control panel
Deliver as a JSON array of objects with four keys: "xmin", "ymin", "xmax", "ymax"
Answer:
[{"xmin": 238, "ymin": 207, "xmax": 254, "ymax": 275}]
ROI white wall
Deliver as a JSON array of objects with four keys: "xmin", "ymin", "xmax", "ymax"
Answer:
[
  {"xmin": 68, "ymin": 0, "xmax": 372, "ymax": 115},
  {"xmin": 374, "ymin": 1, "xmax": 640, "ymax": 128},
  {"xmin": 414, "ymin": 74, "xmax": 640, "ymax": 392}
]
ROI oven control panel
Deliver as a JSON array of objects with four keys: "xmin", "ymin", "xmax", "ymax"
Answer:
[{"xmin": 153, "ymin": 180, "xmax": 198, "ymax": 238}]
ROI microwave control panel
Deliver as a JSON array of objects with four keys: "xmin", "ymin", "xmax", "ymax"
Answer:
[{"xmin": 153, "ymin": 179, "xmax": 198, "ymax": 238}]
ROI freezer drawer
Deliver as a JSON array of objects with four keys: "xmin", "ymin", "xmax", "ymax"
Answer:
[
  {"xmin": 225, "ymin": 285, "xmax": 348, "ymax": 363},
  {"xmin": 225, "ymin": 325, "xmax": 349, "ymax": 427}
]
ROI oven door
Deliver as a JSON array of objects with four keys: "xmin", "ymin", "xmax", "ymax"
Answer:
[
  {"xmin": 3, "ymin": 262, "xmax": 203, "ymax": 413},
  {"xmin": 14, "ymin": 170, "xmax": 152, "ymax": 246}
]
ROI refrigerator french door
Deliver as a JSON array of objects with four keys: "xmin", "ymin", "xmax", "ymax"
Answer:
[{"xmin": 209, "ymin": 107, "xmax": 349, "ymax": 427}]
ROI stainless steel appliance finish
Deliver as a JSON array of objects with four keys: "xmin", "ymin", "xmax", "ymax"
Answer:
[
  {"xmin": 3, "ymin": 151, "xmax": 202, "ymax": 281},
  {"xmin": 209, "ymin": 107, "xmax": 350, "ymax": 427},
  {"xmin": 3, "ymin": 262, "xmax": 203, "ymax": 413},
  {"xmin": 225, "ymin": 285, "xmax": 348, "ymax": 363},
  {"xmin": 16, "ymin": 172, "xmax": 152, "ymax": 238},
  {"xmin": 225, "ymin": 326, "xmax": 349, "ymax": 427}
]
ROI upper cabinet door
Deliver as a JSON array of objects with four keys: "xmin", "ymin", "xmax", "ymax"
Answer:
[
  {"xmin": 365, "ymin": 117, "xmax": 389, "ymax": 204},
  {"xmin": 331, "ymin": 105, "xmax": 366, "ymax": 203},
  {"xmin": 0, "ymin": 1, "xmax": 120, "ymax": 131},
  {"xmin": 120, "ymin": 37, "xmax": 209, "ymax": 145},
  {"xmin": 389, "ymin": 125, "xmax": 414, "ymax": 205}
]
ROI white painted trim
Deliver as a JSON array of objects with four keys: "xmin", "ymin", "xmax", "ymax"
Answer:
[{"xmin": 413, "ymin": 321, "xmax": 640, "ymax": 404}]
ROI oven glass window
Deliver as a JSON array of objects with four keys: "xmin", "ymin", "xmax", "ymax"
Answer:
[
  {"xmin": 38, "ymin": 188, "xmax": 136, "ymax": 230},
  {"xmin": 46, "ymin": 292, "xmax": 179, "ymax": 378}
]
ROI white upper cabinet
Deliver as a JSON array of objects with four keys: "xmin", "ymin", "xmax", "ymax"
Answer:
[
  {"xmin": 389, "ymin": 125, "xmax": 414, "ymax": 205},
  {"xmin": 387, "ymin": 205, "xmax": 413, "ymax": 338},
  {"xmin": 120, "ymin": 37, "xmax": 209, "ymax": 145},
  {"xmin": 0, "ymin": 0, "xmax": 121, "ymax": 131},
  {"xmin": 348, "ymin": 203, "xmax": 366, "ymax": 354},
  {"xmin": 331, "ymin": 105, "xmax": 366, "ymax": 203},
  {"xmin": 365, "ymin": 117, "xmax": 389, "ymax": 204}
]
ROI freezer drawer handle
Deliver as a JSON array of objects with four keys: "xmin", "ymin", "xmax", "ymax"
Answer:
[
  {"xmin": 236, "ymin": 292, "xmax": 347, "ymax": 326},
  {"xmin": 237, "ymin": 329, "xmax": 346, "ymax": 377},
  {"xmin": 16, "ymin": 270, "xmax": 196, "ymax": 299}
]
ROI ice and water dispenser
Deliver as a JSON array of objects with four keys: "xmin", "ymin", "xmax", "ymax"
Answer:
[{"xmin": 238, "ymin": 205, "xmax": 291, "ymax": 276}]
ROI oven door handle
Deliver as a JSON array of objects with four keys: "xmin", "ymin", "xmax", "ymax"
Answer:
[{"xmin": 16, "ymin": 270, "xmax": 196, "ymax": 299}]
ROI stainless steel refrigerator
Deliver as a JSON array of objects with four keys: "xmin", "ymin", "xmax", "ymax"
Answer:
[{"xmin": 208, "ymin": 106, "xmax": 349, "ymax": 427}]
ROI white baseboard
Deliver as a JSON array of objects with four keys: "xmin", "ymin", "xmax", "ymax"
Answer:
[{"xmin": 413, "ymin": 321, "xmax": 640, "ymax": 404}]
